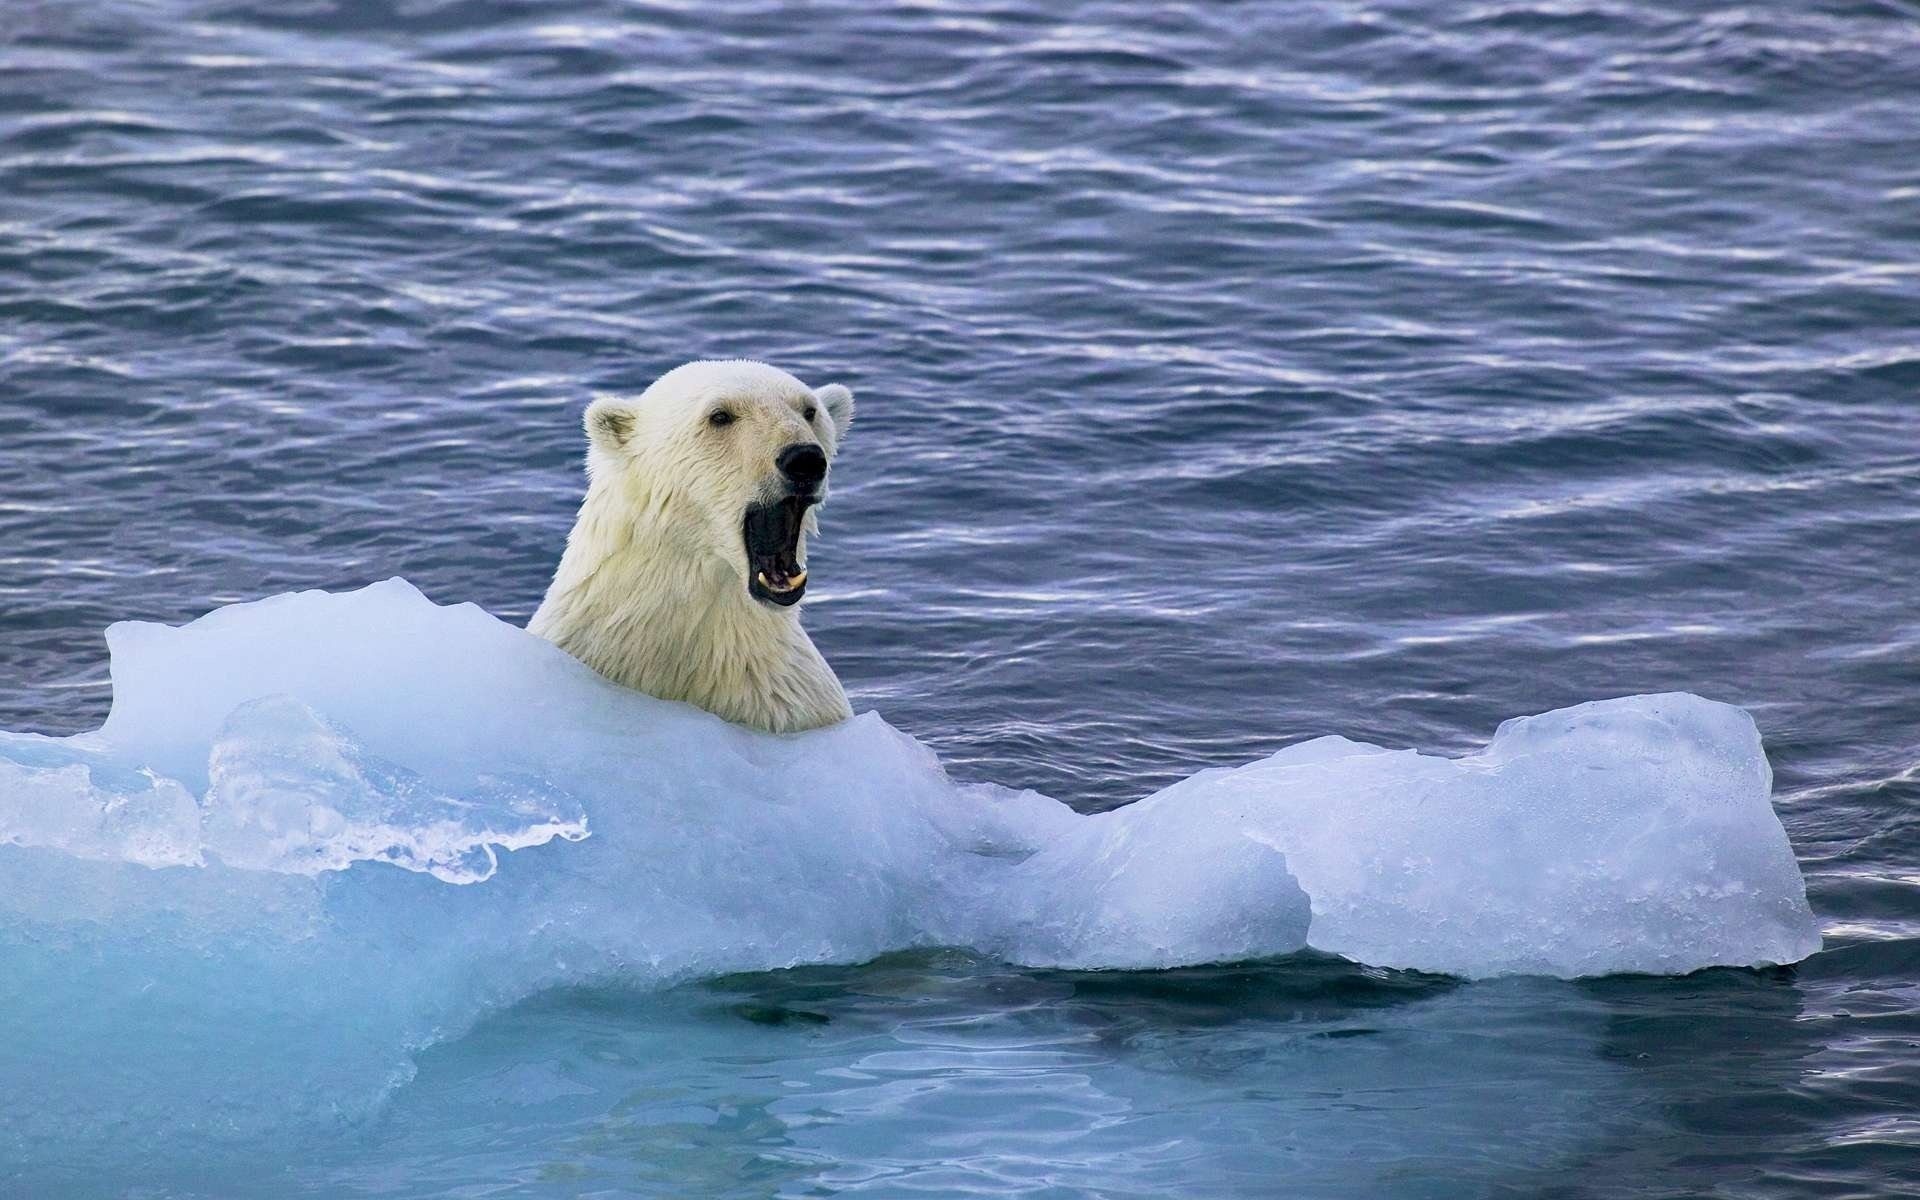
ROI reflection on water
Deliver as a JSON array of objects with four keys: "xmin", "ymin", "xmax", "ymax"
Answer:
[{"xmin": 324, "ymin": 955, "xmax": 1628, "ymax": 1199}]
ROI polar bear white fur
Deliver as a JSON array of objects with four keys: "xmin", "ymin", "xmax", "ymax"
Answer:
[{"xmin": 529, "ymin": 360, "xmax": 856, "ymax": 733}]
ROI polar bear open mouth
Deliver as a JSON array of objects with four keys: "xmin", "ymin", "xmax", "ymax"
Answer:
[{"xmin": 743, "ymin": 495, "xmax": 812, "ymax": 606}]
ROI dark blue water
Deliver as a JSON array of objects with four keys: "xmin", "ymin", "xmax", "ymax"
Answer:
[{"xmin": 2, "ymin": 1, "xmax": 1917, "ymax": 1195}]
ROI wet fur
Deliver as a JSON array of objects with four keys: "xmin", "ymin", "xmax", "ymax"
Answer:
[{"xmin": 529, "ymin": 360, "xmax": 855, "ymax": 733}]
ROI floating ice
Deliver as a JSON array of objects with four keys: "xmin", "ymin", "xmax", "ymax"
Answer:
[
  {"xmin": 0, "ymin": 580, "xmax": 1818, "ymax": 1160},
  {"xmin": 1065, "ymin": 700, "xmax": 1820, "ymax": 978}
]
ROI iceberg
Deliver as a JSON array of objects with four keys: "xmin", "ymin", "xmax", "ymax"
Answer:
[{"xmin": 0, "ymin": 580, "xmax": 1818, "ymax": 1159}]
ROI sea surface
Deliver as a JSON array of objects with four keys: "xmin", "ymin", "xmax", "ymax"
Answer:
[{"xmin": 2, "ymin": 1, "xmax": 1917, "ymax": 1196}]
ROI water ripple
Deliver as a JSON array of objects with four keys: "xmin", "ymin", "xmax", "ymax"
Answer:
[{"xmin": 2, "ymin": 1, "xmax": 1917, "ymax": 1194}]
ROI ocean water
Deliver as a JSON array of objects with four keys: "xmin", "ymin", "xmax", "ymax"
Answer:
[{"xmin": 0, "ymin": 0, "xmax": 1915, "ymax": 1196}]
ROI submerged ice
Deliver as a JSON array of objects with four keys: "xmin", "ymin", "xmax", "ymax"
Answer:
[{"xmin": 0, "ymin": 580, "xmax": 1818, "ymax": 1155}]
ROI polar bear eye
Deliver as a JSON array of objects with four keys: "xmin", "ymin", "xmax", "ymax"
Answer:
[
  {"xmin": 803, "ymin": 406, "xmax": 817, "ymax": 423},
  {"xmin": 707, "ymin": 409, "xmax": 735, "ymax": 428}
]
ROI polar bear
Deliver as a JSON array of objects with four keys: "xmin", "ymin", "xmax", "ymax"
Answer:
[{"xmin": 529, "ymin": 360, "xmax": 856, "ymax": 733}]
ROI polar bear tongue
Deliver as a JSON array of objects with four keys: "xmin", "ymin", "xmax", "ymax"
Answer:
[{"xmin": 744, "ymin": 495, "xmax": 812, "ymax": 608}]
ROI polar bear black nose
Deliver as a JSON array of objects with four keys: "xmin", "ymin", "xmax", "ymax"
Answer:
[{"xmin": 776, "ymin": 443, "xmax": 828, "ymax": 490}]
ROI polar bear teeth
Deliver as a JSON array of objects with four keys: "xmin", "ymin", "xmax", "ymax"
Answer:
[{"xmin": 743, "ymin": 494, "xmax": 813, "ymax": 606}]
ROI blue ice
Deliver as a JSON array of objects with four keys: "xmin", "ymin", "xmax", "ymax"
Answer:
[{"xmin": 0, "ymin": 580, "xmax": 1818, "ymax": 1159}]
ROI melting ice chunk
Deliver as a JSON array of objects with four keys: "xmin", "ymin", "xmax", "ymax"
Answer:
[
  {"xmin": 1087, "ymin": 696, "xmax": 1819, "ymax": 978},
  {"xmin": 997, "ymin": 775, "xmax": 1312, "ymax": 970},
  {"xmin": 0, "ymin": 579, "xmax": 1819, "ymax": 981},
  {"xmin": 0, "ymin": 579, "xmax": 1819, "ymax": 1159},
  {"xmin": 204, "ymin": 696, "xmax": 587, "ymax": 883},
  {"xmin": 0, "ymin": 744, "xmax": 201, "ymax": 868}
]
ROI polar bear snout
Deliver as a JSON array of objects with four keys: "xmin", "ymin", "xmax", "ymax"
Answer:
[{"xmin": 776, "ymin": 443, "xmax": 828, "ymax": 494}]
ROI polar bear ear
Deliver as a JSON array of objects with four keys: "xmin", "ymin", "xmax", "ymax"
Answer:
[
  {"xmin": 584, "ymin": 397, "xmax": 638, "ymax": 454},
  {"xmin": 816, "ymin": 383, "xmax": 854, "ymax": 442}
]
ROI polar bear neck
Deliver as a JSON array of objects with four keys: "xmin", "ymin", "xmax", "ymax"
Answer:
[{"xmin": 528, "ymin": 480, "xmax": 853, "ymax": 734}]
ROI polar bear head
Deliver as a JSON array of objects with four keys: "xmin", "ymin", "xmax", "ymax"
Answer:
[{"xmin": 579, "ymin": 359, "xmax": 855, "ymax": 608}]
